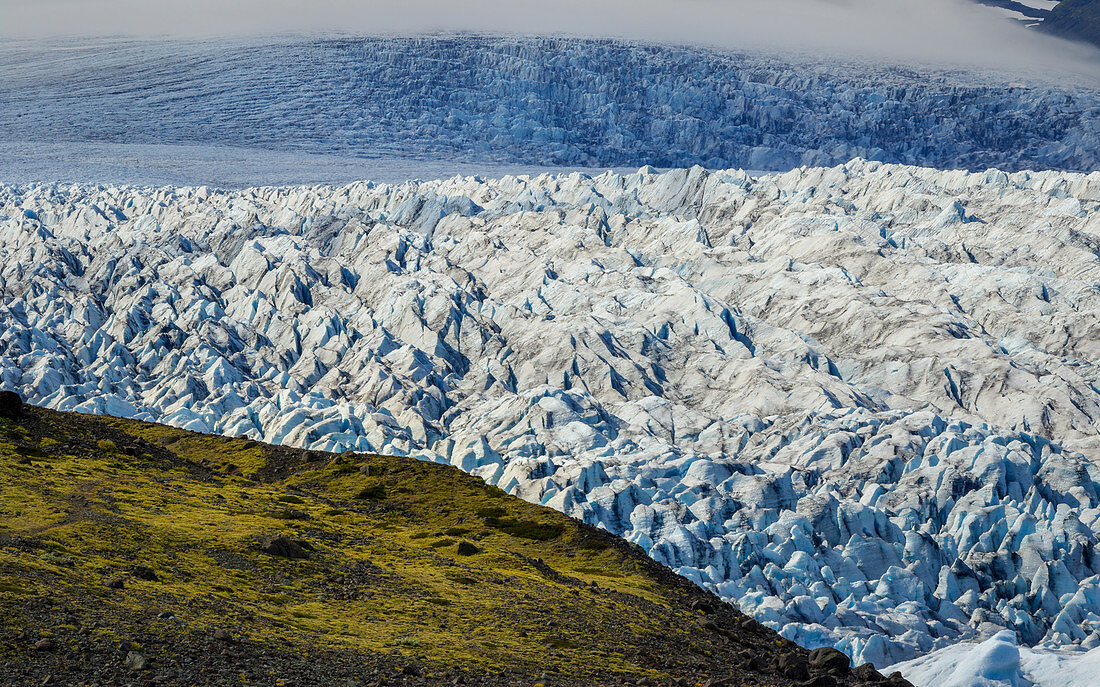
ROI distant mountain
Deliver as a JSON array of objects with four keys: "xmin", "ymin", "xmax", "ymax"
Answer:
[
  {"xmin": 973, "ymin": 0, "xmax": 1061, "ymax": 26},
  {"xmin": 972, "ymin": 0, "xmax": 1100, "ymax": 47},
  {"xmin": 1042, "ymin": 0, "xmax": 1100, "ymax": 46}
]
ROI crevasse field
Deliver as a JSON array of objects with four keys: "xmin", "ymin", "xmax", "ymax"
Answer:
[
  {"xmin": 2, "ymin": 36, "xmax": 1100, "ymax": 185},
  {"xmin": 3, "ymin": 35, "xmax": 1100, "ymax": 687}
]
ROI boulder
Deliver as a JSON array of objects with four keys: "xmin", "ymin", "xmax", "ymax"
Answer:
[
  {"xmin": 808, "ymin": 646, "xmax": 850, "ymax": 675},
  {"xmin": 777, "ymin": 653, "xmax": 810, "ymax": 680},
  {"xmin": 0, "ymin": 390, "xmax": 23, "ymax": 420},
  {"xmin": 124, "ymin": 651, "xmax": 149, "ymax": 671},
  {"xmin": 259, "ymin": 535, "xmax": 313, "ymax": 559},
  {"xmin": 131, "ymin": 565, "xmax": 158, "ymax": 581}
]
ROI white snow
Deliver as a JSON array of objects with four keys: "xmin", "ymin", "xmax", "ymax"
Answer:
[
  {"xmin": 891, "ymin": 629, "xmax": 1100, "ymax": 687},
  {"xmin": 2, "ymin": 160, "xmax": 1100, "ymax": 676},
  {"xmin": 992, "ymin": 7, "xmax": 1037, "ymax": 22}
]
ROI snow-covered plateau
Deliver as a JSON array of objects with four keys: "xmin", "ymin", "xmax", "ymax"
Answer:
[
  {"xmin": 2, "ymin": 160, "xmax": 1100, "ymax": 685},
  {"xmin": 2, "ymin": 36, "xmax": 1100, "ymax": 185}
]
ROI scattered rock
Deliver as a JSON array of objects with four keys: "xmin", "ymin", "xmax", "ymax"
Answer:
[
  {"xmin": 456, "ymin": 540, "xmax": 480, "ymax": 556},
  {"xmin": 212, "ymin": 628, "xmax": 231, "ymax": 641},
  {"xmin": 124, "ymin": 650, "xmax": 149, "ymax": 671},
  {"xmin": 103, "ymin": 577, "xmax": 125, "ymax": 589},
  {"xmin": 33, "ymin": 638, "xmax": 55, "ymax": 651},
  {"xmin": 157, "ymin": 610, "xmax": 175, "ymax": 619},
  {"xmin": 799, "ymin": 676, "xmax": 837, "ymax": 687},
  {"xmin": 258, "ymin": 535, "xmax": 313, "ymax": 559},
  {"xmin": 0, "ymin": 390, "xmax": 23, "ymax": 419},
  {"xmin": 808, "ymin": 646, "xmax": 850, "ymax": 676}
]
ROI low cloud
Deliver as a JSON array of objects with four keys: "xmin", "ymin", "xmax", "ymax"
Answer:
[{"xmin": 4, "ymin": 0, "xmax": 1099, "ymax": 79}]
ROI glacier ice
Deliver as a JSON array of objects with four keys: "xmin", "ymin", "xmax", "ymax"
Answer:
[
  {"xmin": 2, "ymin": 36, "xmax": 1100, "ymax": 177},
  {"xmin": 889, "ymin": 629, "xmax": 1100, "ymax": 687},
  {"xmin": 2, "ymin": 160, "xmax": 1100, "ymax": 669}
]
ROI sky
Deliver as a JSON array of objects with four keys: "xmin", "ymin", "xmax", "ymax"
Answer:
[{"xmin": 3, "ymin": 0, "xmax": 1099, "ymax": 79}]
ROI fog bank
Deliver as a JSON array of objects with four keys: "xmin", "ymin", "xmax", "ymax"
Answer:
[{"xmin": 3, "ymin": 0, "xmax": 1099, "ymax": 79}]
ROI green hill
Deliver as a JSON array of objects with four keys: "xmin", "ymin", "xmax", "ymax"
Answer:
[
  {"xmin": 0, "ymin": 394, "xmax": 906, "ymax": 686},
  {"xmin": 1043, "ymin": 0, "xmax": 1100, "ymax": 48}
]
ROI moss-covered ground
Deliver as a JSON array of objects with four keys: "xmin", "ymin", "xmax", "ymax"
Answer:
[{"xmin": 0, "ymin": 405, "xmax": 899, "ymax": 686}]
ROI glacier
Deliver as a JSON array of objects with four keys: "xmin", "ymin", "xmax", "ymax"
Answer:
[
  {"xmin": 2, "ymin": 36, "xmax": 1100, "ymax": 183},
  {"xmin": 889, "ymin": 630, "xmax": 1100, "ymax": 687},
  {"xmin": 2, "ymin": 160, "xmax": 1100, "ymax": 677}
]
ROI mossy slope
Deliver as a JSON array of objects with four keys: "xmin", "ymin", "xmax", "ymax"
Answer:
[{"xmin": 0, "ymin": 405, "xmax": 903, "ymax": 686}]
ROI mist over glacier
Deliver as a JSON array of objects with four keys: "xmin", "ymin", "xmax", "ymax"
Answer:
[{"xmin": 4, "ymin": 0, "xmax": 1100, "ymax": 78}]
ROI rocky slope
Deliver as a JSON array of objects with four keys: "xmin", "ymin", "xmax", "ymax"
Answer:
[
  {"xmin": 1043, "ymin": 0, "xmax": 1100, "ymax": 46},
  {"xmin": 1, "ymin": 161, "xmax": 1099, "ymax": 671},
  {"xmin": 0, "ymin": 395, "xmax": 903, "ymax": 686},
  {"xmin": 1, "ymin": 36, "xmax": 1099, "ymax": 176}
]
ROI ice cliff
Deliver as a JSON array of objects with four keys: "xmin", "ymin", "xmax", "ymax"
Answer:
[{"xmin": 2, "ymin": 160, "xmax": 1100, "ymax": 669}]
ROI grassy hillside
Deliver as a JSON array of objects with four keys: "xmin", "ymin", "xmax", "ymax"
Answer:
[
  {"xmin": 1043, "ymin": 0, "xmax": 1100, "ymax": 47},
  {"xmin": 0, "ymin": 394, "xmax": 906, "ymax": 686}
]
